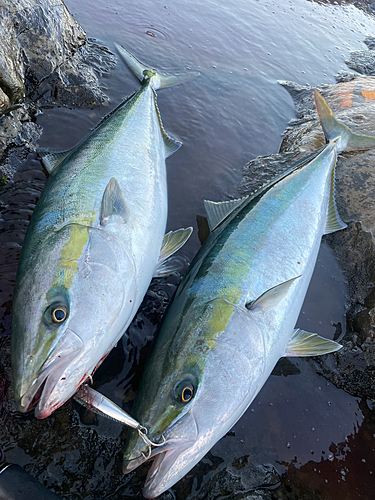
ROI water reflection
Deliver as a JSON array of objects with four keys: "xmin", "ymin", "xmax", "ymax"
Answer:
[{"xmin": 278, "ymin": 401, "xmax": 375, "ymax": 499}]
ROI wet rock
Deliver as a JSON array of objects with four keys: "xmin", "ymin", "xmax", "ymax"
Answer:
[
  {"xmin": 188, "ymin": 461, "xmax": 279, "ymax": 500},
  {"xmin": 0, "ymin": 0, "xmax": 115, "ymax": 108},
  {"xmin": 346, "ymin": 35, "xmax": 375, "ymax": 75},
  {"xmin": 0, "ymin": 87, "xmax": 10, "ymax": 113},
  {"xmin": 0, "ymin": 0, "xmax": 115, "ymax": 183},
  {"xmin": 239, "ymin": 152, "xmax": 300, "ymax": 196},
  {"xmin": 311, "ymin": 221, "xmax": 375, "ymax": 401}
]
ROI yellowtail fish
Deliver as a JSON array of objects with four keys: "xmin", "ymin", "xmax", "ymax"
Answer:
[
  {"xmin": 11, "ymin": 45, "xmax": 198, "ymax": 418},
  {"xmin": 122, "ymin": 90, "xmax": 375, "ymax": 498}
]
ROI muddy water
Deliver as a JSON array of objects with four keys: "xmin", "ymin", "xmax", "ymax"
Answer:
[{"xmin": 2, "ymin": 0, "xmax": 375, "ymax": 498}]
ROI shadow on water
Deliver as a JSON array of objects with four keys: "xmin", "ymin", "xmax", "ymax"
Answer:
[{"xmin": 2, "ymin": 0, "xmax": 375, "ymax": 498}]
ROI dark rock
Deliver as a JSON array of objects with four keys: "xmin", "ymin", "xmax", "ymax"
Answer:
[
  {"xmin": 310, "ymin": 222, "xmax": 375, "ymax": 401},
  {"xmin": 189, "ymin": 461, "xmax": 279, "ymax": 500},
  {"xmin": 335, "ymin": 70, "xmax": 358, "ymax": 83},
  {"xmin": 239, "ymin": 152, "xmax": 300, "ymax": 196},
  {"xmin": 0, "ymin": 0, "xmax": 116, "ymax": 184},
  {"xmin": 346, "ymin": 35, "xmax": 375, "ymax": 75},
  {"xmin": 0, "ymin": 0, "xmax": 115, "ymax": 108}
]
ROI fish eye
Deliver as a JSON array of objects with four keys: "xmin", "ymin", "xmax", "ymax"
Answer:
[
  {"xmin": 173, "ymin": 380, "xmax": 195, "ymax": 405},
  {"xmin": 45, "ymin": 303, "xmax": 68, "ymax": 324},
  {"xmin": 181, "ymin": 385, "xmax": 193, "ymax": 403}
]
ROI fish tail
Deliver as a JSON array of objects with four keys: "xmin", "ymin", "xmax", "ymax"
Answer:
[
  {"xmin": 315, "ymin": 89, "xmax": 375, "ymax": 153},
  {"xmin": 115, "ymin": 44, "xmax": 199, "ymax": 90}
]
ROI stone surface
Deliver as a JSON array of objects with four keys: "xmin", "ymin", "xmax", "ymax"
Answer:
[
  {"xmin": 0, "ymin": 0, "xmax": 115, "ymax": 184},
  {"xmin": 0, "ymin": 0, "xmax": 115, "ymax": 107}
]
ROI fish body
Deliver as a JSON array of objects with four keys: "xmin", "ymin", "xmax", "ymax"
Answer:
[
  {"xmin": 123, "ymin": 91, "xmax": 375, "ymax": 498},
  {"xmin": 11, "ymin": 46, "xmax": 196, "ymax": 418}
]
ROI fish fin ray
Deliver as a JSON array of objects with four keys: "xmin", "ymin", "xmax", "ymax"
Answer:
[
  {"xmin": 155, "ymin": 256, "xmax": 187, "ymax": 276},
  {"xmin": 315, "ymin": 90, "xmax": 375, "ymax": 152},
  {"xmin": 284, "ymin": 328, "xmax": 342, "ymax": 357},
  {"xmin": 115, "ymin": 44, "xmax": 199, "ymax": 90},
  {"xmin": 100, "ymin": 178, "xmax": 128, "ymax": 224},
  {"xmin": 204, "ymin": 197, "xmax": 248, "ymax": 231},
  {"xmin": 324, "ymin": 158, "xmax": 348, "ymax": 234},
  {"xmin": 153, "ymin": 92, "xmax": 182, "ymax": 158},
  {"xmin": 246, "ymin": 275, "xmax": 301, "ymax": 312},
  {"xmin": 155, "ymin": 227, "xmax": 193, "ymax": 274},
  {"xmin": 38, "ymin": 149, "xmax": 74, "ymax": 174}
]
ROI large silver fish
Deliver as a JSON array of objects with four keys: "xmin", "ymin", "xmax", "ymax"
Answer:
[
  {"xmin": 122, "ymin": 91, "xmax": 375, "ymax": 498},
  {"xmin": 11, "ymin": 45, "xmax": 197, "ymax": 419}
]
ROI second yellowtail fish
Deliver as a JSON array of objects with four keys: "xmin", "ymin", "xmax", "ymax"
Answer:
[{"xmin": 122, "ymin": 90, "xmax": 375, "ymax": 498}]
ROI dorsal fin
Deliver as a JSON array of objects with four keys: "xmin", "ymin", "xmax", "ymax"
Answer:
[
  {"xmin": 204, "ymin": 197, "xmax": 248, "ymax": 231},
  {"xmin": 38, "ymin": 149, "xmax": 74, "ymax": 174},
  {"xmin": 100, "ymin": 178, "xmax": 128, "ymax": 224}
]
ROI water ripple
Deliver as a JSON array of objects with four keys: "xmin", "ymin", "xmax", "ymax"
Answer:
[{"xmin": 138, "ymin": 23, "xmax": 171, "ymax": 40}]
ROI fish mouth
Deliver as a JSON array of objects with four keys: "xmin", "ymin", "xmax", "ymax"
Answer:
[
  {"xmin": 19, "ymin": 328, "xmax": 84, "ymax": 418},
  {"xmin": 142, "ymin": 447, "xmax": 182, "ymax": 499},
  {"xmin": 124, "ymin": 410, "xmax": 199, "ymax": 499}
]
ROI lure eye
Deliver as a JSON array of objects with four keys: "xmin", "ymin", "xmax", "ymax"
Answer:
[
  {"xmin": 45, "ymin": 303, "xmax": 68, "ymax": 324},
  {"xmin": 174, "ymin": 380, "xmax": 195, "ymax": 405}
]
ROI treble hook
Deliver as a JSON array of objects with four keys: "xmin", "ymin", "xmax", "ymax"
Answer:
[{"xmin": 138, "ymin": 426, "xmax": 166, "ymax": 459}]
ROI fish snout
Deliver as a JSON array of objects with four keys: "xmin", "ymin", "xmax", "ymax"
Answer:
[
  {"xmin": 19, "ymin": 328, "xmax": 84, "ymax": 417},
  {"xmin": 123, "ymin": 427, "xmax": 154, "ymax": 473}
]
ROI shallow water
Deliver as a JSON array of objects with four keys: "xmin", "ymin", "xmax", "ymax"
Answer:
[{"xmin": 2, "ymin": 0, "xmax": 375, "ymax": 498}]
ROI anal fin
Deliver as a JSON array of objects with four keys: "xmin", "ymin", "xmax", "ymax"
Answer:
[
  {"xmin": 284, "ymin": 328, "xmax": 342, "ymax": 357},
  {"xmin": 155, "ymin": 227, "xmax": 193, "ymax": 276}
]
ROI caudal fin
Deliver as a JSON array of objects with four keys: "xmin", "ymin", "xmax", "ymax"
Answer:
[
  {"xmin": 115, "ymin": 44, "xmax": 199, "ymax": 90},
  {"xmin": 315, "ymin": 89, "xmax": 375, "ymax": 153}
]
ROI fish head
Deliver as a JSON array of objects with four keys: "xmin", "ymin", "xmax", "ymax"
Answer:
[
  {"xmin": 12, "ymin": 223, "xmax": 137, "ymax": 417},
  {"xmin": 123, "ymin": 298, "xmax": 265, "ymax": 498}
]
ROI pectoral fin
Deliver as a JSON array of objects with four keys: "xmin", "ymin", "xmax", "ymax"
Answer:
[
  {"xmin": 155, "ymin": 227, "xmax": 193, "ymax": 276},
  {"xmin": 284, "ymin": 328, "xmax": 342, "ymax": 357},
  {"xmin": 100, "ymin": 178, "xmax": 128, "ymax": 224},
  {"xmin": 245, "ymin": 276, "xmax": 301, "ymax": 312}
]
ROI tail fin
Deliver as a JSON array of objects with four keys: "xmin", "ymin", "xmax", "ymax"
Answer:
[
  {"xmin": 315, "ymin": 89, "xmax": 375, "ymax": 153},
  {"xmin": 115, "ymin": 44, "xmax": 199, "ymax": 90}
]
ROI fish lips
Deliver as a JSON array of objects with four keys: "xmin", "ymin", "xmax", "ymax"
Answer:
[
  {"xmin": 19, "ymin": 328, "xmax": 84, "ymax": 417},
  {"xmin": 124, "ymin": 410, "xmax": 199, "ymax": 499}
]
